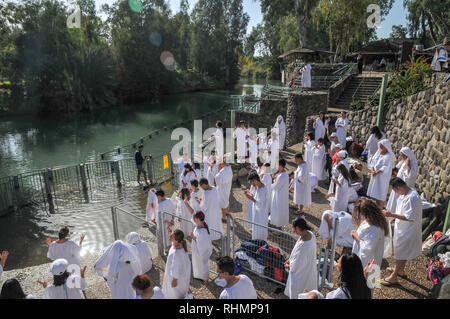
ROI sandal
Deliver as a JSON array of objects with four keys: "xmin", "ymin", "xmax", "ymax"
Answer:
[
  {"xmin": 380, "ymin": 278, "xmax": 400, "ymax": 287},
  {"xmin": 386, "ymin": 267, "xmax": 408, "ymax": 279}
]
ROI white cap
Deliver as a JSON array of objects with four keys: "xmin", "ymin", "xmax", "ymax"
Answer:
[
  {"xmin": 337, "ymin": 150, "xmax": 348, "ymax": 158},
  {"xmin": 335, "ymin": 143, "xmax": 343, "ymax": 149},
  {"xmin": 330, "ymin": 132, "xmax": 337, "ymax": 137},
  {"xmin": 50, "ymin": 258, "xmax": 68, "ymax": 276}
]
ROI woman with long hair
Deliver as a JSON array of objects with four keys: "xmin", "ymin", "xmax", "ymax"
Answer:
[
  {"xmin": 364, "ymin": 126, "xmax": 385, "ymax": 164},
  {"xmin": 0, "ymin": 278, "xmax": 36, "ymax": 299},
  {"xmin": 162, "ymin": 228, "xmax": 191, "ymax": 299},
  {"xmin": 326, "ymin": 253, "xmax": 371, "ymax": 299},
  {"xmin": 180, "ymin": 163, "xmax": 196, "ymax": 189},
  {"xmin": 326, "ymin": 164, "xmax": 350, "ymax": 212},
  {"xmin": 352, "ymin": 199, "xmax": 389, "ymax": 268},
  {"xmin": 176, "ymin": 188, "xmax": 194, "ymax": 236},
  {"xmin": 190, "ymin": 211, "xmax": 213, "ymax": 282}
]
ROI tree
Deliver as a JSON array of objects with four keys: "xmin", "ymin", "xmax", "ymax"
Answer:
[
  {"xmin": 294, "ymin": 0, "xmax": 319, "ymax": 48},
  {"xmin": 390, "ymin": 24, "xmax": 408, "ymax": 39}
]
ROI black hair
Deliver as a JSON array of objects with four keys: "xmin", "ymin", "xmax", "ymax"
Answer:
[
  {"xmin": 183, "ymin": 163, "xmax": 193, "ymax": 176},
  {"xmin": 0, "ymin": 279, "xmax": 27, "ymax": 299},
  {"xmin": 256, "ymin": 157, "xmax": 263, "ymax": 168},
  {"xmin": 155, "ymin": 189, "xmax": 165, "ymax": 197},
  {"xmin": 193, "ymin": 162, "xmax": 200, "ymax": 170},
  {"xmin": 264, "ymin": 163, "xmax": 271, "ymax": 167},
  {"xmin": 132, "ymin": 274, "xmax": 151, "ymax": 291},
  {"xmin": 180, "ymin": 188, "xmax": 190, "ymax": 200},
  {"xmin": 295, "ymin": 153, "xmax": 303, "ymax": 160},
  {"xmin": 307, "ymin": 132, "xmax": 315, "ymax": 140},
  {"xmin": 216, "ymin": 120, "xmax": 223, "ymax": 128},
  {"xmin": 191, "ymin": 179, "xmax": 199, "ymax": 188},
  {"xmin": 248, "ymin": 172, "xmax": 261, "ymax": 182},
  {"xmin": 193, "ymin": 211, "xmax": 210, "ymax": 235},
  {"xmin": 216, "ymin": 256, "xmax": 235, "ymax": 276},
  {"xmin": 143, "ymin": 185, "xmax": 150, "ymax": 191},
  {"xmin": 53, "ymin": 271, "xmax": 70, "ymax": 287},
  {"xmin": 370, "ymin": 126, "xmax": 383, "ymax": 140},
  {"xmin": 199, "ymin": 178, "xmax": 209, "ymax": 186},
  {"xmin": 58, "ymin": 226, "xmax": 70, "ymax": 240},
  {"xmin": 318, "ymin": 137, "xmax": 324, "ymax": 144},
  {"xmin": 279, "ymin": 159, "xmax": 287, "ymax": 168},
  {"xmin": 337, "ymin": 164, "xmax": 351, "ymax": 183},
  {"xmin": 138, "ymin": 145, "xmax": 144, "ymax": 149},
  {"xmin": 390, "ymin": 177, "xmax": 406, "ymax": 189},
  {"xmin": 173, "ymin": 229, "xmax": 188, "ymax": 252},
  {"xmin": 292, "ymin": 217, "xmax": 311, "ymax": 231},
  {"xmin": 339, "ymin": 254, "xmax": 371, "ymax": 299}
]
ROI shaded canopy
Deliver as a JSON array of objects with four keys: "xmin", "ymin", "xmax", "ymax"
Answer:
[{"xmin": 278, "ymin": 45, "xmax": 335, "ymax": 60}]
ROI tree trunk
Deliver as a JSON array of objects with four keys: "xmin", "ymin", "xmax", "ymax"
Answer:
[
  {"xmin": 295, "ymin": 0, "xmax": 308, "ymax": 48},
  {"xmin": 426, "ymin": 14, "xmax": 438, "ymax": 45},
  {"xmin": 420, "ymin": 9, "xmax": 428, "ymax": 47}
]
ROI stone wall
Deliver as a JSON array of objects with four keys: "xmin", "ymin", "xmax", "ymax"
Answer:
[
  {"xmin": 327, "ymin": 74, "xmax": 353, "ymax": 107},
  {"xmin": 347, "ymin": 81, "xmax": 450, "ymax": 204}
]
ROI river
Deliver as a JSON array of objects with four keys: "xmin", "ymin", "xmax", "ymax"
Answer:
[{"xmin": 0, "ymin": 79, "xmax": 278, "ymax": 269}]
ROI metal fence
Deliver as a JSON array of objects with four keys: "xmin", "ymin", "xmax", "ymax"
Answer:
[
  {"xmin": 0, "ymin": 153, "xmax": 177, "ymax": 215},
  {"xmin": 230, "ymin": 216, "xmax": 339, "ymax": 290}
]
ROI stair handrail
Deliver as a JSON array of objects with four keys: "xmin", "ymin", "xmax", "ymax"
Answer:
[{"xmin": 351, "ymin": 75, "xmax": 366, "ymax": 102}]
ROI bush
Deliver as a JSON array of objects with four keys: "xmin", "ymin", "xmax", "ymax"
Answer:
[{"xmin": 349, "ymin": 100, "xmax": 365, "ymax": 110}]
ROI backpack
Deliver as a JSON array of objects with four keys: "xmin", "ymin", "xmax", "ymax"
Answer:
[
  {"xmin": 429, "ymin": 234, "xmax": 450, "ymax": 259},
  {"xmin": 255, "ymin": 244, "xmax": 286, "ymax": 268},
  {"xmin": 427, "ymin": 259, "xmax": 450, "ymax": 285},
  {"xmin": 264, "ymin": 265, "xmax": 289, "ymax": 284},
  {"xmin": 239, "ymin": 239, "xmax": 268, "ymax": 259},
  {"xmin": 234, "ymin": 259, "xmax": 242, "ymax": 275}
]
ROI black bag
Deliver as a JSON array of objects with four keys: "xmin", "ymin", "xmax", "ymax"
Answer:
[
  {"xmin": 239, "ymin": 239, "xmax": 267, "ymax": 259},
  {"xmin": 429, "ymin": 235, "xmax": 450, "ymax": 259},
  {"xmin": 256, "ymin": 244, "xmax": 286, "ymax": 268}
]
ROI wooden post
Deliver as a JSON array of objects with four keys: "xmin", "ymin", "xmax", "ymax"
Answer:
[
  {"xmin": 376, "ymin": 74, "xmax": 389, "ymax": 130},
  {"xmin": 44, "ymin": 169, "xmax": 53, "ymax": 198},
  {"xmin": 113, "ymin": 161, "xmax": 122, "ymax": 187}
]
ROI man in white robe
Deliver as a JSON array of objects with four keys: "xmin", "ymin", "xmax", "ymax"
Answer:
[
  {"xmin": 216, "ymin": 256, "xmax": 258, "ymax": 299},
  {"xmin": 313, "ymin": 112, "xmax": 329, "ymax": 142},
  {"xmin": 156, "ymin": 190, "xmax": 177, "ymax": 250},
  {"xmin": 260, "ymin": 163, "xmax": 273, "ymax": 214},
  {"xmin": 290, "ymin": 153, "xmax": 311, "ymax": 214},
  {"xmin": 318, "ymin": 210, "xmax": 355, "ymax": 248},
  {"xmin": 144, "ymin": 186, "xmax": 158, "ymax": 224},
  {"xmin": 215, "ymin": 121, "xmax": 224, "ymax": 160},
  {"xmin": 245, "ymin": 172, "xmax": 269, "ymax": 240},
  {"xmin": 381, "ymin": 178, "xmax": 422, "ymax": 286},
  {"xmin": 335, "ymin": 111, "xmax": 349, "ymax": 147},
  {"xmin": 301, "ymin": 63, "xmax": 312, "ymax": 88},
  {"xmin": 274, "ymin": 116, "xmax": 286, "ymax": 150},
  {"xmin": 367, "ymin": 139, "xmax": 395, "ymax": 205},
  {"xmin": 94, "ymin": 240, "xmax": 142, "ymax": 299},
  {"xmin": 198, "ymin": 178, "xmax": 224, "ymax": 240},
  {"xmin": 303, "ymin": 133, "xmax": 316, "ymax": 173},
  {"xmin": 269, "ymin": 159, "xmax": 290, "ymax": 228},
  {"xmin": 215, "ymin": 161, "xmax": 233, "ymax": 220},
  {"xmin": 233, "ymin": 121, "xmax": 248, "ymax": 163}
]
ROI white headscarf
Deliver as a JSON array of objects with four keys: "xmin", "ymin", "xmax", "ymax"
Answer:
[
  {"xmin": 374, "ymin": 139, "xmax": 395, "ymax": 171},
  {"xmin": 94, "ymin": 240, "xmax": 141, "ymax": 285},
  {"xmin": 400, "ymin": 146, "xmax": 418, "ymax": 173},
  {"xmin": 125, "ymin": 232, "xmax": 141, "ymax": 245},
  {"xmin": 274, "ymin": 116, "xmax": 286, "ymax": 130}
]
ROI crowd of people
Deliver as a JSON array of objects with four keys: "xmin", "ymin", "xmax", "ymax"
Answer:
[{"xmin": 0, "ymin": 111, "xmax": 425, "ymax": 300}]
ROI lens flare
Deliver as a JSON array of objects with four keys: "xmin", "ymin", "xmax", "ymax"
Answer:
[
  {"xmin": 149, "ymin": 32, "xmax": 162, "ymax": 47},
  {"xmin": 160, "ymin": 51, "xmax": 176, "ymax": 71},
  {"xmin": 128, "ymin": 0, "xmax": 142, "ymax": 13}
]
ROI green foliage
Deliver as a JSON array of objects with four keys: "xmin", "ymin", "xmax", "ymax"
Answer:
[
  {"xmin": 390, "ymin": 25, "xmax": 408, "ymax": 39},
  {"xmin": 349, "ymin": 100, "xmax": 365, "ymax": 111}
]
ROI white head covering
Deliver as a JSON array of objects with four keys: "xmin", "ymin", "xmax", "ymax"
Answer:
[
  {"xmin": 125, "ymin": 232, "xmax": 141, "ymax": 245},
  {"xmin": 400, "ymin": 146, "xmax": 418, "ymax": 172},
  {"xmin": 330, "ymin": 132, "xmax": 338, "ymax": 138},
  {"xmin": 277, "ymin": 115, "xmax": 284, "ymax": 122},
  {"xmin": 335, "ymin": 143, "xmax": 343, "ymax": 149},
  {"xmin": 94, "ymin": 240, "xmax": 141, "ymax": 284},
  {"xmin": 374, "ymin": 139, "xmax": 395, "ymax": 170},
  {"xmin": 274, "ymin": 116, "xmax": 286, "ymax": 130},
  {"xmin": 50, "ymin": 259, "xmax": 68, "ymax": 276},
  {"xmin": 337, "ymin": 150, "xmax": 348, "ymax": 159}
]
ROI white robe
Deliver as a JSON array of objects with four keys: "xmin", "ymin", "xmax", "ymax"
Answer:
[
  {"xmin": 234, "ymin": 128, "xmax": 247, "ymax": 161},
  {"xmin": 47, "ymin": 240, "xmax": 81, "ymax": 267},
  {"xmin": 177, "ymin": 158, "xmax": 192, "ymax": 176},
  {"xmin": 274, "ymin": 120, "xmax": 286, "ymax": 150},
  {"xmin": 301, "ymin": 64, "xmax": 312, "ymax": 88},
  {"xmin": 146, "ymin": 190, "xmax": 158, "ymax": 222},
  {"xmin": 326, "ymin": 287, "xmax": 351, "ymax": 299},
  {"xmin": 318, "ymin": 210, "xmax": 355, "ymax": 247},
  {"xmin": 335, "ymin": 117, "xmax": 349, "ymax": 147},
  {"xmin": 270, "ymin": 171, "xmax": 289, "ymax": 227},
  {"xmin": 386, "ymin": 160, "xmax": 417, "ymax": 212},
  {"xmin": 111, "ymin": 260, "xmax": 141, "ymax": 299},
  {"xmin": 215, "ymin": 128, "xmax": 224, "ymax": 159},
  {"xmin": 207, "ymin": 164, "xmax": 218, "ymax": 187},
  {"xmin": 199, "ymin": 187, "xmax": 224, "ymax": 240},
  {"xmin": 393, "ymin": 190, "xmax": 422, "ymax": 260},
  {"xmin": 304, "ymin": 140, "xmax": 316, "ymax": 173},
  {"xmin": 251, "ymin": 186, "xmax": 269, "ymax": 240},
  {"xmin": 293, "ymin": 163, "xmax": 311, "ymax": 206},
  {"xmin": 158, "ymin": 199, "xmax": 177, "ymax": 248},
  {"xmin": 284, "ymin": 232, "xmax": 318, "ymax": 299},
  {"xmin": 191, "ymin": 227, "xmax": 213, "ymax": 281},
  {"xmin": 330, "ymin": 174, "xmax": 349, "ymax": 212},
  {"xmin": 261, "ymin": 173, "xmax": 272, "ymax": 213},
  {"xmin": 134, "ymin": 241, "xmax": 153, "ymax": 274},
  {"xmin": 42, "ymin": 276, "xmax": 87, "ymax": 299},
  {"xmin": 312, "ymin": 144, "xmax": 326, "ymax": 180},
  {"xmin": 246, "ymin": 184, "xmax": 256, "ymax": 227},
  {"xmin": 248, "ymin": 137, "xmax": 258, "ymax": 165},
  {"xmin": 162, "ymin": 245, "xmax": 191, "ymax": 299},
  {"xmin": 352, "ymin": 221, "xmax": 385, "ymax": 268},
  {"xmin": 328, "ymin": 159, "xmax": 349, "ymax": 194},
  {"xmin": 202, "ymin": 156, "xmax": 210, "ymax": 177},
  {"xmin": 176, "ymin": 199, "xmax": 193, "ymax": 236},
  {"xmin": 219, "ymin": 275, "xmax": 258, "ymax": 299},
  {"xmin": 180, "ymin": 171, "xmax": 196, "ymax": 189},
  {"xmin": 190, "ymin": 189, "xmax": 202, "ymax": 212},
  {"xmin": 215, "ymin": 165, "xmax": 233, "ymax": 209},
  {"xmin": 367, "ymin": 153, "xmax": 392, "ymax": 201},
  {"xmin": 366, "ymin": 133, "xmax": 382, "ymax": 165},
  {"xmin": 313, "ymin": 118, "xmax": 328, "ymax": 142}
]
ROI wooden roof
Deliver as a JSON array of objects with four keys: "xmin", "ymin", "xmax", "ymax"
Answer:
[{"xmin": 278, "ymin": 45, "xmax": 335, "ymax": 59}]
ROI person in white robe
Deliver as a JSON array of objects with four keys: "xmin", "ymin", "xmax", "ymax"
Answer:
[
  {"xmin": 192, "ymin": 162, "xmax": 202, "ymax": 181},
  {"xmin": 206, "ymin": 157, "xmax": 218, "ymax": 187},
  {"xmin": 132, "ymin": 274, "xmax": 165, "ymax": 299},
  {"xmin": 313, "ymin": 112, "xmax": 329, "ymax": 142},
  {"xmin": 162, "ymin": 229, "xmax": 191, "ymax": 299},
  {"xmin": 248, "ymin": 133, "xmax": 258, "ymax": 165},
  {"xmin": 303, "ymin": 133, "xmax": 316, "ymax": 173},
  {"xmin": 269, "ymin": 159, "xmax": 290, "ymax": 228},
  {"xmin": 318, "ymin": 210, "xmax": 355, "ymax": 248},
  {"xmin": 328, "ymin": 150, "xmax": 349, "ymax": 195},
  {"xmin": 156, "ymin": 190, "xmax": 177, "ymax": 250},
  {"xmin": 215, "ymin": 121, "xmax": 224, "ymax": 160},
  {"xmin": 234, "ymin": 121, "xmax": 248, "ymax": 163},
  {"xmin": 189, "ymin": 211, "xmax": 213, "ymax": 282},
  {"xmin": 46, "ymin": 226, "xmax": 84, "ymax": 267},
  {"xmin": 40, "ymin": 259, "xmax": 87, "ymax": 299},
  {"xmin": 180, "ymin": 164, "xmax": 196, "ymax": 189},
  {"xmin": 335, "ymin": 111, "xmax": 349, "ymax": 147},
  {"xmin": 176, "ymin": 188, "xmax": 194, "ymax": 236},
  {"xmin": 260, "ymin": 163, "xmax": 273, "ymax": 213},
  {"xmin": 177, "ymin": 154, "xmax": 191, "ymax": 176},
  {"xmin": 300, "ymin": 63, "xmax": 312, "ymax": 88},
  {"xmin": 274, "ymin": 115, "xmax": 286, "ymax": 150},
  {"xmin": 216, "ymin": 256, "xmax": 258, "ymax": 299},
  {"xmin": 202, "ymin": 150, "xmax": 211, "ymax": 178},
  {"xmin": 198, "ymin": 178, "xmax": 224, "ymax": 240},
  {"xmin": 290, "ymin": 153, "xmax": 311, "ymax": 214},
  {"xmin": 367, "ymin": 139, "xmax": 395, "ymax": 205},
  {"xmin": 329, "ymin": 132, "xmax": 339, "ymax": 157},
  {"xmin": 215, "ymin": 162, "xmax": 233, "ymax": 219},
  {"xmin": 381, "ymin": 178, "xmax": 422, "ymax": 286},
  {"xmin": 125, "ymin": 232, "xmax": 153, "ymax": 274},
  {"xmin": 94, "ymin": 240, "xmax": 142, "ymax": 299},
  {"xmin": 311, "ymin": 138, "xmax": 327, "ymax": 180},
  {"xmin": 144, "ymin": 186, "xmax": 158, "ymax": 224},
  {"xmin": 0, "ymin": 251, "xmax": 8, "ymax": 276},
  {"xmin": 431, "ymin": 45, "xmax": 448, "ymax": 71},
  {"xmin": 351, "ymin": 199, "xmax": 389, "ymax": 268},
  {"xmin": 326, "ymin": 164, "xmax": 350, "ymax": 212},
  {"xmin": 284, "ymin": 218, "xmax": 317, "ymax": 299},
  {"xmin": 245, "ymin": 172, "xmax": 269, "ymax": 240},
  {"xmin": 364, "ymin": 126, "xmax": 385, "ymax": 166},
  {"xmin": 189, "ymin": 180, "xmax": 202, "ymax": 212}
]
